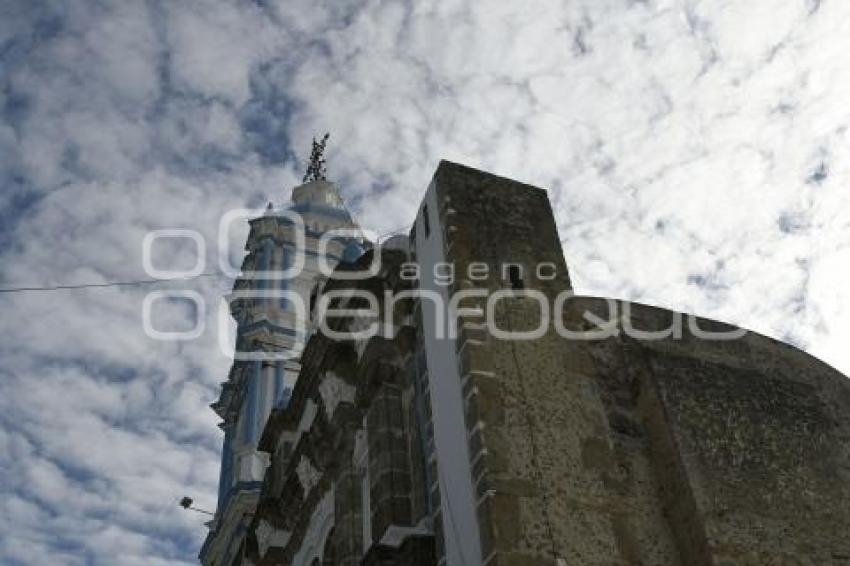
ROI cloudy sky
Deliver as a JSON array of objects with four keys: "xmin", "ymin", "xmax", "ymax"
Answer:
[{"xmin": 1, "ymin": 0, "xmax": 849, "ymax": 563}]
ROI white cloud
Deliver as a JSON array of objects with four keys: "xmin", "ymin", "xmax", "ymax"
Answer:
[
  {"xmin": 164, "ymin": 1, "xmax": 283, "ymax": 106},
  {"xmin": 1, "ymin": 0, "xmax": 849, "ymax": 563}
]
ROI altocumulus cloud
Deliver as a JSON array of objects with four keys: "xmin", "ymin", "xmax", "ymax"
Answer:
[{"xmin": 1, "ymin": 0, "xmax": 849, "ymax": 563}]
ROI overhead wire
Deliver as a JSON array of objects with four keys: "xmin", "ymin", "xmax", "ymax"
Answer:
[
  {"xmin": 0, "ymin": 224, "xmax": 412, "ymax": 295},
  {"xmin": 0, "ymin": 272, "xmax": 225, "ymax": 294}
]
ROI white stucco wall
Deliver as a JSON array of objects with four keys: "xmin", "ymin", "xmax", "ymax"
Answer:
[{"xmin": 413, "ymin": 181, "xmax": 483, "ymax": 566}]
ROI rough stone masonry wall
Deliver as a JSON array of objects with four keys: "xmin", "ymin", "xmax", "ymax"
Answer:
[
  {"xmin": 564, "ymin": 297, "xmax": 850, "ymax": 565},
  {"xmin": 366, "ymin": 377, "xmax": 414, "ymax": 543},
  {"xmin": 432, "ymin": 161, "xmax": 633, "ymax": 566},
  {"xmin": 601, "ymin": 299, "xmax": 850, "ymax": 565},
  {"xmin": 433, "ymin": 161, "xmax": 850, "ymax": 566}
]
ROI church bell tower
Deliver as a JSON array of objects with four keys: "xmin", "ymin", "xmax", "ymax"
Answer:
[{"xmin": 200, "ymin": 135, "xmax": 364, "ymax": 566}]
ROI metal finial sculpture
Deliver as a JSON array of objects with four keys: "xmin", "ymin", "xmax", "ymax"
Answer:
[{"xmin": 303, "ymin": 133, "xmax": 330, "ymax": 183}]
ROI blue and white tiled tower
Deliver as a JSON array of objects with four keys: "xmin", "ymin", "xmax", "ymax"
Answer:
[{"xmin": 201, "ymin": 146, "xmax": 363, "ymax": 564}]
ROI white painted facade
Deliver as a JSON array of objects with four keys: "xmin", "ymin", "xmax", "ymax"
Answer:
[{"xmin": 412, "ymin": 181, "xmax": 483, "ymax": 566}]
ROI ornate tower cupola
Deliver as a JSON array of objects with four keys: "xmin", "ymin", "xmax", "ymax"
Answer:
[{"xmin": 201, "ymin": 135, "xmax": 362, "ymax": 566}]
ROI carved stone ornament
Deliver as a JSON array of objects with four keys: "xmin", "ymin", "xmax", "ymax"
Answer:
[
  {"xmin": 318, "ymin": 372, "xmax": 356, "ymax": 420},
  {"xmin": 256, "ymin": 519, "xmax": 291, "ymax": 558},
  {"xmin": 296, "ymin": 455, "xmax": 321, "ymax": 499}
]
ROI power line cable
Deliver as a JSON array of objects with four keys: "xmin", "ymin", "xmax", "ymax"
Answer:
[
  {"xmin": 0, "ymin": 272, "xmax": 226, "ymax": 294},
  {"xmin": 0, "ymin": 224, "xmax": 412, "ymax": 295}
]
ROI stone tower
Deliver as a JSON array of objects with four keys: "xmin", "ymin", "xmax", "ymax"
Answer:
[{"xmin": 409, "ymin": 162, "xmax": 572, "ymax": 565}]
